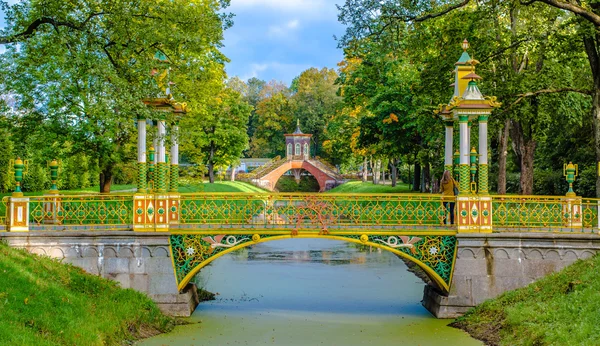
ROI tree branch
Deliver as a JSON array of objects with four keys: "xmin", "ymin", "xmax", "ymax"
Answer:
[
  {"xmin": 522, "ymin": 0, "xmax": 600, "ymax": 27},
  {"xmin": 384, "ymin": 0, "xmax": 471, "ymax": 23},
  {"xmin": 0, "ymin": 12, "xmax": 105, "ymax": 44},
  {"xmin": 503, "ymin": 88, "xmax": 593, "ymax": 113}
]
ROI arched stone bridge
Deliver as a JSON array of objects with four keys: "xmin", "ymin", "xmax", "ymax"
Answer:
[{"xmin": 250, "ymin": 157, "xmax": 345, "ymax": 192}]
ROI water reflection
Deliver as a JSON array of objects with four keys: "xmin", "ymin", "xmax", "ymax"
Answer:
[{"xmin": 140, "ymin": 238, "xmax": 480, "ymax": 346}]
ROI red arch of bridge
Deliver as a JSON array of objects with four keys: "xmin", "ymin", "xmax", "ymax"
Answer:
[{"xmin": 259, "ymin": 161, "xmax": 335, "ymax": 192}]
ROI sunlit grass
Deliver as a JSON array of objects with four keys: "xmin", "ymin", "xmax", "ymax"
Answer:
[
  {"xmin": 453, "ymin": 254, "xmax": 600, "ymax": 345},
  {"xmin": 327, "ymin": 181, "xmax": 412, "ymax": 193},
  {"xmin": 0, "ymin": 242, "xmax": 174, "ymax": 345}
]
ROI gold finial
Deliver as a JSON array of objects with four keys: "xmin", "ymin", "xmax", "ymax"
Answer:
[{"xmin": 462, "ymin": 39, "xmax": 469, "ymax": 51}]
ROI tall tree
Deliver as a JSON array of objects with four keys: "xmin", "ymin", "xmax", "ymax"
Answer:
[
  {"xmin": 0, "ymin": 0, "xmax": 231, "ymax": 192},
  {"xmin": 522, "ymin": 0, "xmax": 600, "ymax": 196},
  {"xmin": 291, "ymin": 68, "xmax": 342, "ymax": 157},
  {"xmin": 181, "ymin": 87, "xmax": 251, "ymax": 183}
]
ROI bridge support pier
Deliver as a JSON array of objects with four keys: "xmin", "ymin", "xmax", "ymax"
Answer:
[{"xmin": 422, "ymin": 232, "xmax": 600, "ymax": 318}]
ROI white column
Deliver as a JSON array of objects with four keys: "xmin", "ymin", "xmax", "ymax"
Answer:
[
  {"xmin": 157, "ymin": 120, "xmax": 166, "ymax": 163},
  {"xmin": 170, "ymin": 125, "xmax": 179, "ymax": 165},
  {"xmin": 138, "ymin": 119, "xmax": 146, "ymax": 163},
  {"xmin": 460, "ymin": 120, "xmax": 469, "ymax": 165},
  {"xmin": 467, "ymin": 121, "xmax": 472, "ymax": 152},
  {"xmin": 479, "ymin": 120, "xmax": 488, "ymax": 165},
  {"xmin": 445, "ymin": 123, "xmax": 453, "ymax": 168}
]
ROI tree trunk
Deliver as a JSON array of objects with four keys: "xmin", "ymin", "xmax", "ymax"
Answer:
[
  {"xmin": 413, "ymin": 163, "xmax": 421, "ymax": 192},
  {"xmin": 594, "ymin": 89, "xmax": 600, "ymax": 197},
  {"xmin": 99, "ymin": 168, "xmax": 112, "ymax": 193},
  {"xmin": 373, "ymin": 159, "xmax": 381, "ymax": 185},
  {"xmin": 510, "ymin": 120, "xmax": 536, "ymax": 195},
  {"xmin": 389, "ymin": 158, "xmax": 398, "ymax": 187},
  {"xmin": 362, "ymin": 156, "xmax": 368, "ymax": 182},
  {"xmin": 423, "ymin": 163, "xmax": 431, "ymax": 192},
  {"xmin": 208, "ymin": 141, "xmax": 215, "ymax": 184},
  {"xmin": 497, "ymin": 119, "xmax": 510, "ymax": 194},
  {"xmin": 230, "ymin": 166, "xmax": 236, "ymax": 181}
]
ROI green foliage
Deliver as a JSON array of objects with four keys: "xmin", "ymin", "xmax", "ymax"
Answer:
[
  {"xmin": 0, "ymin": 0, "xmax": 230, "ymax": 192},
  {"xmin": 0, "ymin": 242, "xmax": 173, "ymax": 345},
  {"xmin": 21, "ymin": 162, "xmax": 48, "ymax": 192},
  {"xmin": 454, "ymin": 254, "xmax": 600, "ymax": 345},
  {"xmin": 0, "ymin": 129, "xmax": 14, "ymax": 192},
  {"xmin": 180, "ymin": 87, "xmax": 252, "ymax": 183},
  {"xmin": 290, "ymin": 68, "xmax": 341, "ymax": 157},
  {"xmin": 249, "ymin": 84, "xmax": 292, "ymax": 158},
  {"xmin": 275, "ymin": 175, "xmax": 320, "ymax": 192}
]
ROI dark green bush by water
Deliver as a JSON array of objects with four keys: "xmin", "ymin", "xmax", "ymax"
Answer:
[{"xmin": 275, "ymin": 175, "xmax": 320, "ymax": 192}]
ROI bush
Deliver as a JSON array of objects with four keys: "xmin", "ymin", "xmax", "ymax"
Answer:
[
  {"xmin": 275, "ymin": 175, "xmax": 320, "ymax": 192},
  {"xmin": 533, "ymin": 168, "xmax": 567, "ymax": 196}
]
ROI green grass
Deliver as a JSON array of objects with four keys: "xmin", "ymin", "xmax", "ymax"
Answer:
[
  {"xmin": 327, "ymin": 181, "xmax": 412, "ymax": 193},
  {"xmin": 0, "ymin": 241, "xmax": 174, "ymax": 345},
  {"xmin": 179, "ymin": 181, "xmax": 267, "ymax": 193},
  {"xmin": 452, "ymin": 254, "xmax": 600, "ymax": 346}
]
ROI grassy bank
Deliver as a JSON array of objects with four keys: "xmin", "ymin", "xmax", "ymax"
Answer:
[
  {"xmin": 452, "ymin": 254, "xmax": 600, "ymax": 345},
  {"xmin": 179, "ymin": 181, "xmax": 267, "ymax": 193},
  {"xmin": 0, "ymin": 242, "xmax": 174, "ymax": 345},
  {"xmin": 327, "ymin": 181, "xmax": 412, "ymax": 193}
]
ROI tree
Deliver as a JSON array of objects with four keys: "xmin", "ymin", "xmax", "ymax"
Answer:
[
  {"xmin": 181, "ymin": 87, "xmax": 251, "ymax": 183},
  {"xmin": 250, "ymin": 89, "xmax": 292, "ymax": 157},
  {"xmin": 336, "ymin": 0, "xmax": 592, "ymax": 195},
  {"xmin": 522, "ymin": 0, "xmax": 600, "ymax": 196},
  {"xmin": 0, "ymin": 0, "xmax": 231, "ymax": 192},
  {"xmin": 290, "ymin": 68, "xmax": 342, "ymax": 157}
]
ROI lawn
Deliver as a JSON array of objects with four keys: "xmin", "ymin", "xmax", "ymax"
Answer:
[
  {"xmin": 179, "ymin": 181, "xmax": 267, "ymax": 193},
  {"xmin": 0, "ymin": 242, "xmax": 174, "ymax": 345},
  {"xmin": 327, "ymin": 181, "xmax": 412, "ymax": 193}
]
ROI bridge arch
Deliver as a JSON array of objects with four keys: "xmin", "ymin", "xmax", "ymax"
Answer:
[
  {"xmin": 170, "ymin": 234, "xmax": 454, "ymax": 294},
  {"xmin": 260, "ymin": 161, "xmax": 335, "ymax": 192}
]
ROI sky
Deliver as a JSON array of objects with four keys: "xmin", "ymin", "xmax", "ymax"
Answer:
[{"xmin": 223, "ymin": 0, "xmax": 346, "ymax": 86}]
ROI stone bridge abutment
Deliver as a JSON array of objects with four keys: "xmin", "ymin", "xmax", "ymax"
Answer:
[{"xmin": 424, "ymin": 232, "xmax": 600, "ymax": 318}]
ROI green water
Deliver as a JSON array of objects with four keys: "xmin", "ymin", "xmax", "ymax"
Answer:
[{"xmin": 140, "ymin": 239, "xmax": 480, "ymax": 346}]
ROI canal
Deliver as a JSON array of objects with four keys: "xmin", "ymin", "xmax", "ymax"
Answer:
[{"xmin": 140, "ymin": 238, "xmax": 480, "ymax": 345}]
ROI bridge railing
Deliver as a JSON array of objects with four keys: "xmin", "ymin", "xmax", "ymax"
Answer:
[
  {"xmin": 491, "ymin": 195, "xmax": 599, "ymax": 233},
  {"xmin": 176, "ymin": 193, "xmax": 449, "ymax": 231},
  {"xmin": 2, "ymin": 192, "xmax": 599, "ymax": 234},
  {"xmin": 25, "ymin": 194, "xmax": 134, "ymax": 231}
]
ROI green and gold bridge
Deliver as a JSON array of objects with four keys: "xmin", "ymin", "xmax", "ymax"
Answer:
[{"xmin": 2, "ymin": 192, "xmax": 598, "ymax": 296}]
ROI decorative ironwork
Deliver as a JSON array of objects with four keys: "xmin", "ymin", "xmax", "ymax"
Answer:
[
  {"xmin": 169, "ymin": 232, "xmax": 457, "ymax": 293},
  {"xmin": 176, "ymin": 193, "xmax": 449, "ymax": 231},
  {"xmin": 492, "ymin": 196, "xmax": 597, "ymax": 232},
  {"xmin": 28, "ymin": 194, "xmax": 133, "ymax": 230}
]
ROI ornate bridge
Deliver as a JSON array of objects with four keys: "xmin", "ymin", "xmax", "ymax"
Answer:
[
  {"xmin": 2, "ymin": 191, "xmax": 599, "ymax": 302},
  {"xmin": 2, "ymin": 42, "xmax": 600, "ymax": 318}
]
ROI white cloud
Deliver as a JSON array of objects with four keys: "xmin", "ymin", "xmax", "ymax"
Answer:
[
  {"xmin": 268, "ymin": 19, "xmax": 301, "ymax": 38},
  {"xmin": 240, "ymin": 63, "xmax": 269, "ymax": 80},
  {"xmin": 238, "ymin": 61, "xmax": 312, "ymax": 82}
]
